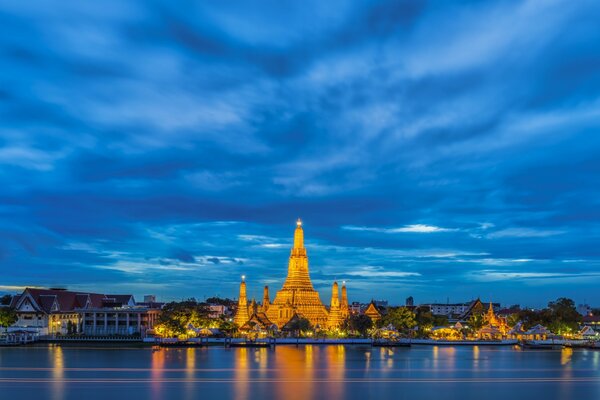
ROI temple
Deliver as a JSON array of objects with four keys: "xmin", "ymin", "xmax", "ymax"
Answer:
[{"xmin": 234, "ymin": 219, "xmax": 347, "ymax": 331}]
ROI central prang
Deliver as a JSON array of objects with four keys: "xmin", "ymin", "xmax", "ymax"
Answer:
[{"xmin": 234, "ymin": 219, "xmax": 348, "ymax": 331}]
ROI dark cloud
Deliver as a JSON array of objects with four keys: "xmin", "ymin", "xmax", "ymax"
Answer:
[{"xmin": 1, "ymin": 0, "xmax": 600, "ymax": 306}]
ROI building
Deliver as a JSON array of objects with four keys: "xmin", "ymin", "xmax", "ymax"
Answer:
[
  {"xmin": 9, "ymin": 288, "xmax": 159, "ymax": 336},
  {"xmin": 234, "ymin": 219, "xmax": 349, "ymax": 330},
  {"xmin": 364, "ymin": 301, "xmax": 382, "ymax": 324},
  {"xmin": 476, "ymin": 303, "xmax": 510, "ymax": 339},
  {"xmin": 144, "ymin": 295, "xmax": 157, "ymax": 303},
  {"xmin": 350, "ymin": 301, "xmax": 361, "ymax": 314},
  {"xmin": 406, "ymin": 296, "xmax": 414, "ymax": 307}
]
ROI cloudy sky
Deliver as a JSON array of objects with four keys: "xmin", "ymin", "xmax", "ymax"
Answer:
[{"xmin": 1, "ymin": 0, "xmax": 600, "ymax": 307}]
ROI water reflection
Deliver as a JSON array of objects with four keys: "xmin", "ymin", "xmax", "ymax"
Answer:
[
  {"xmin": 473, "ymin": 346, "xmax": 480, "ymax": 370},
  {"xmin": 326, "ymin": 345, "xmax": 346, "ymax": 399},
  {"xmin": 51, "ymin": 345, "xmax": 64, "ymax": 400},
  {"xmin": 2, "ymin": 345, "xmax": 599, "ymax": 400},
  {"xmin": 274, "ymin": 347, "xmax": 314, "ymax": 400},
  {"xmin": 185, "ymin": 348, "xmax": 196, "ymax": 400},
  {"xmin": 561, "ymin": 347, "xmax": 573, "ymax": 366},
  {"xmin": 235, "ymin": 348, "xmax": 249, "ymax": 400},
  {"xmin": 151, "ymin": 348, "xmax": 165, "ymax": 400}
]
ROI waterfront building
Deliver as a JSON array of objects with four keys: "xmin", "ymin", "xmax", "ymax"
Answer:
[
  {"xmin": 420, "ymin": 299, "xmax": 497, "ymax": 318},
  {"xmin": 80, "ymin": 307, "xmax": 160, "ymax": 336},
  {"xmin": 233, "ymin": 219, "xmax": 348, "ymax": 330},
  {"xmin": 477, "ymin": 302, "xmax": 510, "ymax": 340},
  {"xmin": 582, "ymin": 315, "xmax": 600, "ymax": 328},
  {"xmin": 9, "ymin": 288, "xmax": 159, "ymax": 336}
]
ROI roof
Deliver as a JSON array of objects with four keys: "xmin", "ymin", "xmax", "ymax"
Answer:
[
  {"xmin": 104, "ymin": 295, "xmax": 135, "ymax": 304},
  {"xmin": 583, "ymin": 315, "xmax": 600, "ymax": 323},
  {"xmin": 525, "ymin": 324, "xmax": 550, "ymax": 335},
  {"xmin": 14, "ymin": 288, "xmax": 134, "ymax": 314},
  {"xmin": 580, "ymin": 326, "xmax": 596, "ymax": 336},
  {"xmin": 241, "ymin": 312, "xmax": 275, "ymax": 330}
]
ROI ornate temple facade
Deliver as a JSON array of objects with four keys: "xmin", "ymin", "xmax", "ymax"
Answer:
[
  {"xmin": 234, "ymin": 219, "xmax": 348, "ymax": 330},
  {"xmin": 477, "ymin": 302, "xmax": 510, "ymax": 339}
]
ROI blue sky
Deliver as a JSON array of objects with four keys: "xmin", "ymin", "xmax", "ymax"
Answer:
[{"xmin": 1, "ymin": 0, "xmax": 600, "ymax": 307}]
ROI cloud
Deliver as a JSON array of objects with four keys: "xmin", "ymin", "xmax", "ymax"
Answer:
[
  {"xmin": 343, "ymin": 224, "xmax": 457, "ymax": 233},
  {"xmin": 487, "ymin": 228, "xmax": 566, "ymax": 239},
  {"xmin": 1, "ymin": 0, "xmax": 600, "ymax": 306}
]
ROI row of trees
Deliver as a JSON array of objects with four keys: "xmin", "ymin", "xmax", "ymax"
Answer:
[
  {"xmin": 154, "ymin": 299, "xmax": 236, "ymax": 337},
  {"xmin": 148, "ymin": 296, "xmax": 585, "ymax": 338}
]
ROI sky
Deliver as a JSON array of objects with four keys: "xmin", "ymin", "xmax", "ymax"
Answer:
[{"xmin": 1, "ymin": 0, "xmax": 600, "ymax": 308}]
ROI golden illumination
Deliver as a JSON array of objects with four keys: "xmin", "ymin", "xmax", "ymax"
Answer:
[{"xmin": 234, "ymin": 219, "xmax": 350, "ymax": 331}]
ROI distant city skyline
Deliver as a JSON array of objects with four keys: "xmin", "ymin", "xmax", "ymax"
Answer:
[{"xmin": 1, "ymin": 1, "xmax": 600, "ymax": 307}]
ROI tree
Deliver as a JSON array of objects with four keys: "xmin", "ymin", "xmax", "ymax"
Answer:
[
  {"xmin": 506, "ymin": 313, "xmax": 520, "ymax": 327},
  {"xmin": 467, "ymin": 313, "xmax": 484, "ymax": 333},
  {"xmin": 547, "ymin": 297, "xmax": 581, "ymax": 335},
  {"xmin": 347, "ymin": 314, "xmax": 373, "ymax": 337},
  {"xmin": 285, "ymin": 316, "xmax": 312, "ymax": 337},
  {"xmin": 0, "ymin": 295, "xmax": 12, "ymax": 306},
  {"xmin": 0, "ymin": 308, "xmax": 17, "ymax": 332},
  {"xmin": 155, "ymin": 299, "xmax": 212, "ymax": 337},
  {"xmin": 217, "ymin": 318, "xmax": 238, "ymax": 336},
  {"xmin": 378, "ymin": 307, "xmax": 416, "ymax": 333}
]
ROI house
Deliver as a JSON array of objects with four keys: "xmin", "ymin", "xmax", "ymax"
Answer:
[{"xmin": 9, "ymin": 288, "xmax": 159, "ymax": 336}]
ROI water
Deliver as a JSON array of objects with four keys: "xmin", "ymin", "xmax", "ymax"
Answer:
[{"xmin": 1, "ymin": 344, "xmax": 600, "ymax": 400}]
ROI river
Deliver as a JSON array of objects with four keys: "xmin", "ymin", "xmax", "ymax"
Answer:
[{"xmin": 1, "ymin": 344, "xmax": 599, "ymax": 399}]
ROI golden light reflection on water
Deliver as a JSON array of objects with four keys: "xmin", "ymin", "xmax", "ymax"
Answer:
[
  {"xmin": 51, "ymin": 345, "xmax": 64, "ymax": 400},
  {"xmin": 185, "ymin": 348, "xmax": 196, "ymax": 400},
  {"xmin": 473, "ymin": 346, "xmax": 480, "ymax": 370},
  {"xmin": 272, "ymin": 346, "xmax": 315, "ymax": 400},
  {"xmin": 326, "ymin": 345, "xmax": 346, "ymax": 398},
  {"xmin": 256, "ymin": 348, "xmax": 268, "ymax": 372},
  {"xmin": 235, "ymin": 348, "xmax": 249, "ymax": 400},
  {"xmin": 151, "ymin": 348, "xmax": 165, "ymax": 400},
  {"xmin": 561, "ymin": 347, "xmax": 573, "ymax": 366}
]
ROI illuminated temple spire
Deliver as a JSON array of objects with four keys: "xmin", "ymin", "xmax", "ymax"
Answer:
[
  {"xmin": 340, "ymin": 281, "xmax": 349, "ymax": 319},
  {"xmin": 267, "ymin": 219, "xmax": 329, "ymax": 328},
  {"xmin": 262, "ymin": 286, "xmax": 270, "ymax": 311},
  {"xmin": 327, "ymin": 281, "xmax": 342, "ymax": 329},
  {"xmin": 234, "ymin": 276, "xmax": 250, "ymax": 327}
]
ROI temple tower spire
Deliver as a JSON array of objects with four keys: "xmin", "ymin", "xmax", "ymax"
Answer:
[
  {"xmin": 327, "ymin": 281, "xmax": 342, "ymax": 329},
  {"xmin": 234, "ymin": 276, "xmax": 250, "ymax": 327},
  {"xmin": 266, "ymin": 219, "xmax": 328, "ymax": 328},
  {"xmin": 262, "ymin": 286, "xmax": 270, "ymax": 311},
  {"xmin": 340, "ymin": 281, "xmax": 349, "ymax": 319},
  {"xmin": 281, "ymin": 218, "xmax": 313, "ymax": 290}
]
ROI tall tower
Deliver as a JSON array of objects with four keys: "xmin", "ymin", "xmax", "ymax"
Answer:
[
  {"xmin": 234, "ymin": 276, "xmax": 250, "ymax": 327},
  {"xmin": 281, "ymin": 218, "xmax": 313, "ymax": 290},
  {"xmin": 262, "ymin": 286, "xmax": 270, "ymax": 312},
  {"xmin": 327, "ymin": 281, "xmax": 342, "ymax": 329},
  {"xmin": 340, "ymin": 281, "xmax": 349, "ymax": 319},
  {"xmin": 267, "ymin": 219, "xmax": 329, "ymax": 328}
]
